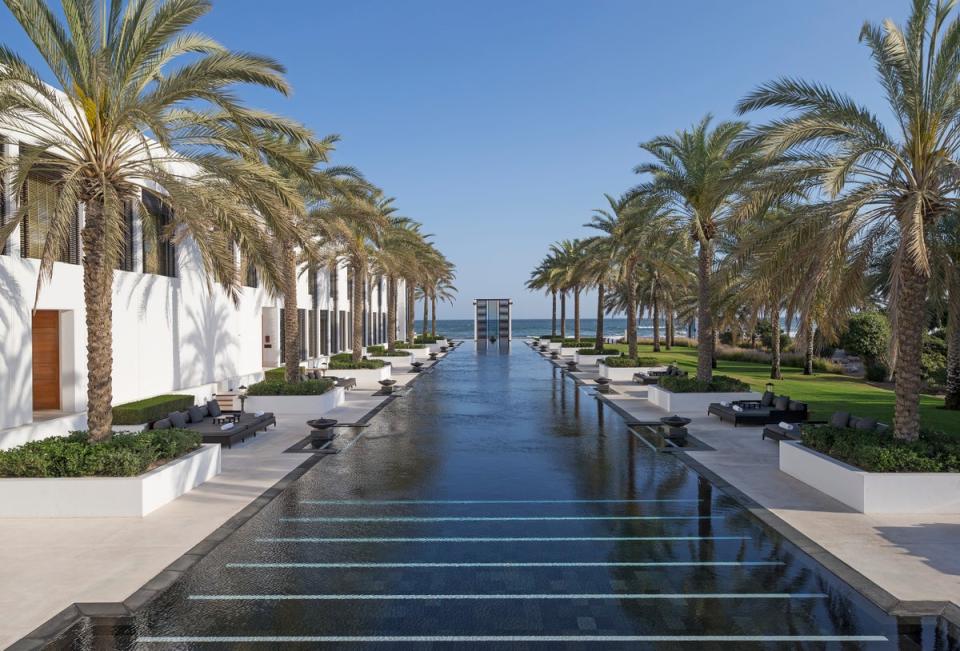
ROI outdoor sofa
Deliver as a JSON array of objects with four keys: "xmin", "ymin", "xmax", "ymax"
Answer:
[
  {"xmin": 762, "ymin": 411, "xmax": 890, "ymax": 442},
  {"xmin": 707, "ymin": 391, "xmax": 809, "ymax": 427},
  {"xmin": 632, "ymin": 365, "xmax": 688, "ymax": 385},
  {"xmin": 151, "ymin": 400, "xmax": 276, "ymax": 448}
]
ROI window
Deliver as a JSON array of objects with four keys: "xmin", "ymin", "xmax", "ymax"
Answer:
[
  {"xmin": 117, "ymin": 201, "xmax": 136, "ymax": 271},
  {"xmin": 320, "ymin": 310, "xmax": 330, "ymax": 355},
  {"xmin": 21, "ymin": 171, "xmax": 80, "ymax": 264},
  {"xmin": 141, "ymin": 190, "xmax": 176, "ymax": 277},
  {"xmin": 308, "ymin": 310, "xmax": 318, "ymax": 358},
  {"xmin": 239, "ymin": 252, "xmax": 258, "ymax": 288}
]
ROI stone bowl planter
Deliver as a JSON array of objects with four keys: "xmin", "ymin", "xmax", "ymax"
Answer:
[
  {"xmin": 594, "ymin": 377, "xmax": 612, "ymax": 393},
  {"xmin": 378, "ymin": 378, "xmax": 398, "ymax": 394},
  {"xmin": 411, "ymin": 361, "xmax": 424, "ymax": 373}
]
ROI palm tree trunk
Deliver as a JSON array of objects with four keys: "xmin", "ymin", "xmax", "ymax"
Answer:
[
  {"xmin": 82, "ymin": 201, "xmax": 114, "ymax": 441},
  {"xmin": 595, "ymin": 282, "xmax": 605, "ymax": 353},
  {"xmin": 431, "ymin": 295, "xmax": 437, "ymax": 336},
  {"xmin": 387, "ymin": 275, "xmax": 398, "ymax": 352},
  {"xmin": 652, "ymin": 289, "xmax": 661, "ymax": 353},
  {"xmin": 893, "ymin": 261, "xmax": 928, "ymax": 440},
  {"xmin": 573, "ymin": 285, "xmax": 581, "ymax": 341},
  {"xmin": 560, "ymin": 292, "xmax": 566, "ymax": 339},
  {"xmin": 422, "ymin": 289, "xmax": 429, "ymax": 337},
  {"xmin": 352, "ymin": 265, "xmax": 364, "ymax": 363},
  {"xmin": 711, "ymin": 328, "xmax": 719, "ymax": 369},
  {"xmin": 406, "ymin": 282, "xmax": 416, "ymax": 344},
  {"xmin": 803, "ymin": 316, "xmax": 815, "ymax": 376},
  {"xmin": 551, "ymin": 291, "xmax": 557, "ymax": 337},
  {"xmin": 625, "ymin": 258, "xmax": 638, "ymax": 358},
  {"xmin": 282, "ymin": 242, "xmax": 300, "ymax": 382},
  {"xmin": 696, "ymin": 239, "xmax": 714, "ymax": 382},
  {"xmin": 770, "ymin": 303, "xmax": 782, "ymax": 380},
  {"xmin": 947, "ymin": 271, "xmax": 960, "ymax": 410},
  {"xmin": 667, "ymin": 305, "xmax": 674, "ymax": 350}
]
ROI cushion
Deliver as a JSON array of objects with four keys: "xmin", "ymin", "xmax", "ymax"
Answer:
[
  {"xmin": 187, "ymin": 405, "xmax": 206, "ymax": 423},
  {"xmin": 168, "ymin": 411, "xmax": 188, "ymax": 428},
  {"xmin": 760, "ymin": 391, "xmax": 775, "ymax": 407},
  {"xmin": 830, "ymin": 412, "xmax": 850, "ymax": 428},
  {"xmin": 207, "ymin": 400, "xmax": 222, "ymax": 417},
  {"xmin": 153, "ymin": 418, "xmax": 172, "ymax": 430},
  {"xmin": 773, "ymin": 396, "xmax": 790, "ymax": 411},
  {"xmin": 788, "ymin": 400, "xmax": 806, "ymax": 412},
  {"xmin": 848, "ymin": 416, "xmax": 861, "ymax": 428},
  {"xmin": 855, "ymin": 417, "xmax": 878, "ymax": 431}
]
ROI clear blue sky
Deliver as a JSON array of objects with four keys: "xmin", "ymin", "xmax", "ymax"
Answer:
[{"xmin": 1, "ymin": 0, "xmax": 906, "ymax": 317}]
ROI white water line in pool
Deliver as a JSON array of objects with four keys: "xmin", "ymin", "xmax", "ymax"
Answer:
[
  {"xmin": 225, "ymin": 561, "xmax": 785, "ymax": 568},
  {"xmin": 187, "ymin": 592, "xmax": 829, "ymax": 601},
  {"xmin": 255, "ymin": 535, "xmax": 751, "ymax": 543}
]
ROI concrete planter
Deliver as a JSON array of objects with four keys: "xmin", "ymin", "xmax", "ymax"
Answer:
[
  {"xmin": 0, "ymin": 443, "xmax": 221, "ymax": 517},
  {"xmin": 397, "ymin": 347, "xmax": 431, "ymax": 360},
  {"xmin": 574, "ymin": 352, "xmax": 608, "ymax": 367},
  {"xmin": 598, "ymin": 363, "xmax": 666, "ymax": 382},
  {"xmin": 331, "ymin": 365, "xmax": 391, "ymax": 389},
  {"xmin": 646, "ymin": 385, "xmax": 761, "ymax": 412},
  {"xmin": 245, "ymin": 386, "xmax": 345, "ymax": 417},
  {"xmin": 538, "ymin": 337, "xmax": 553, "ymax": 347},
  {"xmin": 369, "ymin": 353, "xmax": 415, "ymax": 370},
  {"xmin": 111, "ymin": 423, "xmax": 149, "ymax": 433},
  {"xmin": 780, "ymin": 441, "xmax": 960, "ymax": 514},
  {"xmin": 547, "ymin": 342, "xmax": 562, "ymax": 351},
  {"xmin": 560, "ymin": 347, "xmax": 582, "ymax": 357}
]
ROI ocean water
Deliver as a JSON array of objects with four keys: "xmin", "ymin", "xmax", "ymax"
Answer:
[{"xmin": 414, "ymin": 318, "xmax": 676, "ymax": 340}]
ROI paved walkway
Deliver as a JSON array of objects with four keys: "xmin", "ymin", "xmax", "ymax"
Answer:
[
  {"xmin": 0, "ymin": 365, "xmax": 428, "ymax": 649},
  {"xmin": 560, "ymin": 353, "xmax": 960, "ymax": 609}
]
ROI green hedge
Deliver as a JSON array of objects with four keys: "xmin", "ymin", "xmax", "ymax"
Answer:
[
  {"xmin": 367, "ymin": 346, "xmax": 411, "ymax": 357},
  {"xmin": 395, "ymin": 343, "xmax": 426, "ymax": 350},
  {"xmin": 577, "ymin": 347, "xmax": 620, "ymax": 355},
  {"xmin": 112, "ymin": 394, "xmax": 195, "ymax": 425},
  {"xmin": 329, "ymin": 353, "xmax": 385, "ymax": 369},
  {"xmin": 246, "ymin": 379, "xmax": 334, "ymax": 396},
  {"xmin": 601, "ymin": 356, "xmax": 660, "ymax": 368},
  {"xmin": 659, "ymin": 374, "xmax": 751, "ymax": 393},
  {"xmin": 802, "ymin": 426, "xmax": 960, "ymax": 472},
  {"xmin": 0, "ymin": 429, "xmax": 201, "ymax": 478},
  {"xmin": 414, "ymin": 335, "xmax": 442, "ymax": 344}
]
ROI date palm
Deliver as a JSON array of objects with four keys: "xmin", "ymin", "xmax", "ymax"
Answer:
[
  {"xmin": 526, "ymin": 257, "xmax": 560, "ymax": 337},
  {"xmin": 0, "ymin": 0, "xmax": 317, "ymax": 440},
  {"xmin": 633, "ymin": 116, "xmax": 758, "ymax": 381},
  {"xmin": 373, "ymin": 215, "xmax": 422, "ymax": 351},
  {"xmin": 737, "ymin": 0, "xmax": 960, "ymax": 438}
]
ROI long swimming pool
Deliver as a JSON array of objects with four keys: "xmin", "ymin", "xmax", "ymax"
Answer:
[{"xmin": 55, "ymin": 342, "xmax": 957, "ymax": 649}]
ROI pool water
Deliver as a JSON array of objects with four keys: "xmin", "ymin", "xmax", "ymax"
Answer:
[{"xmin": 55, "ymin": 343, "xmax": 958, "ymax": 649}]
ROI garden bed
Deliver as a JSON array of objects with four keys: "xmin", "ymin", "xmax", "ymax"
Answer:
[
  {"xmin": 780, "ymin": 440, "xmax": 960, "ymax": 513},
  {"xmin": 646, "ymin": 375, "xmax": 758, "ymax": 412},
  {"xmin": 0, "ymin": 430, "xmax": 219, "ymax": 517},
  {"xmin": 598, "ymin": 356, "xmax": 663, "ymax": 381}
]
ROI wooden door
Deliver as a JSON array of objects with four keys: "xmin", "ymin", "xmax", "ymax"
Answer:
[{"xmin": 32, "ymin": 310, "xmax": 60, "ymax": 410}]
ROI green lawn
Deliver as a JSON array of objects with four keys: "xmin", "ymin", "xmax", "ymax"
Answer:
[{"xmin": 599, "ymin": 343, "xmax": 956, "ymax": 435}]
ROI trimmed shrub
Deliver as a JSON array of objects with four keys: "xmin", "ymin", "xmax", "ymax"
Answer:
[
  {"xmin": 329, "ymin": 353, "xmax": 386, "ymax": 369},
  {"xmin": 576, "ymin": 347, "xmax": 619, "ymax": 355},
  {"xmin": 246, "ymin": 379, "xmax": 334, "ymax": 396},
  {"xmin": 395, "ymin": 343, "xmax": 426, "ymax": 350},
  {"xmin": 659, "ymin": 374, "xmax": 751, "ymax": 393},
  {"xmin": 0, "ymin": 429, "xmax": 201, "ymax": 478},
  {"xmin": 801, "ymin": 425, "xmax": 960, "ymax": 472},
  {"xmin": 414, "ymin": 335, "xmax": 439, "ymax": 344},
  {"xmin": 112, "ymin": 394, "xmax": 195, "ymax": 425},
  {"xmin": 841, "ymin": 312, "xmax": 890, "ymax": 360},
  {"xmin": 602, "ymin": 356, "xmax": 660, "ymax": 368},
  {"xmin": 265, "ymin": 366, "xmax": 310, "ymax": 382},
  {"xmin": 864, "ymin": 360, "xmax": 889, "ymax": 382}
]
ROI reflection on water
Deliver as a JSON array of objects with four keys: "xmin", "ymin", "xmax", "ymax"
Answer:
[{"xmin": 54, "ymin": 343, "xmax": 956, "ymax": 649}]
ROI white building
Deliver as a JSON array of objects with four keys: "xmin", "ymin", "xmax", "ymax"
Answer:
[{"xmin": 0, "ymin": 139, "xmax": 409, "ymax": 450}]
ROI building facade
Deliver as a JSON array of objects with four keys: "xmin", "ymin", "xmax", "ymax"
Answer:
[{"xmin": 0, "ymin": 138, "xmax": 408, "ymax": 449}]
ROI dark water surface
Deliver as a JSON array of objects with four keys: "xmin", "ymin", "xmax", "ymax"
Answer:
[{"xmin": 57, "ymin": 343, "xmax": 957, "ymax": 649}]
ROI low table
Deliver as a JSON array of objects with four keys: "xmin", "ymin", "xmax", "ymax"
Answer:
[{"xmin": 212, "ymin": 414, "xmax": 239, "ymax": 425}]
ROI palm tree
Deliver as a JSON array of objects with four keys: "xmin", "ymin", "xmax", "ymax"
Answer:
[
  {"xmin": 737, "ymin": 0, "xmax": 960, "ymax": 438},
  {"xmin": 633, "ymin": 116, "xmax": 758, "ymax": 382},
  {"xmin": 432, "ymin": 274, "xmax": 457, "ymax": 336},
  {"xmin": 374, "ymin": 215, "xmax": 423, "ymax": 351},
  {"xmin": 311, "ymin": 190, "xmax": 389, "ymax": 363},
  {"xmin": 526, "ymin": 257, "xmax": 560, "ymax": 336},
  {"xmin": 0, "ymin": 0, "xmax": 317, "ymax": 440}
]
